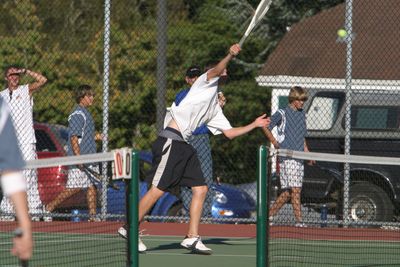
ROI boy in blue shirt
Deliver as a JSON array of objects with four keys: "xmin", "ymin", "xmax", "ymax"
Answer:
[
  {"xmin": 263, "ymin": 86, "xmax": 312, "ymax": 226},
  {"xmin": 43, "ymin": 85, "xmax": 98, "ymax": 221}
]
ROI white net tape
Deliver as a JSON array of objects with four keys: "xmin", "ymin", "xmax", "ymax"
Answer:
[
  {"xmin": 277, "ymin": 148, "xmax": 400, "ymax": 165},
  {"xmin": 25, "ymin": 152, "xmax": 114, "ymax": 169}
]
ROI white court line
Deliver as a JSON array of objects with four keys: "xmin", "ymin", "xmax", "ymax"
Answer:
[
  {"xmin": 1, "ymin": 233, "xmax": 256, "ymax": 259},
  {"xmin": 270, "ymin": 239, "xmax": 400, "ymax": 246},
  {"xmin": 143, "ymin": 237, "xmax": 256, "ymax": 244},
  {"xmin": 2, "ymin": 234, "xmax": 256, "ymax": 247},
  {"xmin": 142, "ymin": 252, "xmax": 256, "ymax": 258},
  {"xmin": 0, "ymin": 247, "xmax": 126, "ymax": 256}
]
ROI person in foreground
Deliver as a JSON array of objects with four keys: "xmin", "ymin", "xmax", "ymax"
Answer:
[
  {"xmin": 0, "ymin": 98, "xmax": 33, "ymax": 261},
  {"xmin": 118, "ymin": 43, "xmax": 270, "ymax": 254},
  {"xmin": 262, "ymin": 86, "xmax": 312, "ymax": 227}
]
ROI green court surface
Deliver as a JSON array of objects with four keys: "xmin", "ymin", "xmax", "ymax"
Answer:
[
  {"xmin": 139, "ymin": 236, "xmax": 256, "ymax": 267},
  {"xmin": 0, "ymin": 232, "xmax": 256, "ymax": 267},
  {"xmin": 2, "ymin": 229, "xmax": 400, "ymax": 266},
  {"xmin": 269, "ymin": 238, "xmax": 400, "ymax": 267}
]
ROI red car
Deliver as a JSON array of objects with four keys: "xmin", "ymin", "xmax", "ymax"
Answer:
[{"xmin": 34, "ymin": 122, "xmax": 86, "ymax": 208}]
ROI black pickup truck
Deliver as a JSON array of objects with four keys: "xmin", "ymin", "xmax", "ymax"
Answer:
[{"xmin": 275, "ymin": 89, "xmax": 400, "ymax": 223}]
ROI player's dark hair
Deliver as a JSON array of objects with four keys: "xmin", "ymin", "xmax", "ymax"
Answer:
[
  {"xmin": 4, "ymin": 65, "xmax": 22, "ymax": 77},
  {"xmin": 288, "ymin": 86, "xmax": 308, "ymax": 103},
  {"xmin": 75, "ymin": 84, "xmax": 93, "ymax": 103}
]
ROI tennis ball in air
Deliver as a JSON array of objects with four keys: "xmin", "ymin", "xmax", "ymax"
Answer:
[{"xmin": 337, "ymin": 29, "xmax": 347, "ymax": 38}]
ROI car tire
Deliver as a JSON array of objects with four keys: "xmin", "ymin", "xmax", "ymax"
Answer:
[
  {"xmin": 164, "ymin": 202, "xmax": 184, "ymax": 222},
  {"xmin": 348, "ymin": 183, "xmax": 393, "ymax": 224}
]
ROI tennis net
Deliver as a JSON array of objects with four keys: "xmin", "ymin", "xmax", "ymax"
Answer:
[
  {"xmin": 0, "ymin": 150, "xmax": 139, "ymax": 266},
  {"xmin": 258, "ymin": 146, "xmax": 400, "ymax": 267}
]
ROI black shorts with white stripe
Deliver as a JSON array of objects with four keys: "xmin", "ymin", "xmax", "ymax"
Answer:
[{"xmin": 145, "ymin": 135, "xmax": 205, "ymax": 195}]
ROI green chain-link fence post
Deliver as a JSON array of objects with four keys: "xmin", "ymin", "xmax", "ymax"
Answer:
[
  {"xmin": 257, "ymin": 145, "xmax": 268, "ymax": 267},
  {"xmin": 128, "ymin": 151, "xmax": 139, "ymax": 267}
]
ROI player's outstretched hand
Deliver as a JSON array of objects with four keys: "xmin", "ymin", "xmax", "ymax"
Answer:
[
  {"xmin": 253, "ymin": 114, "xmax": 270, "ymax": 128},
  {"xmin": 229, "ymin": 44, "xmax": 241, "ymax": 56}
]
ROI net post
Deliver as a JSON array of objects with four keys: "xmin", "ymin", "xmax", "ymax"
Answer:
[
  {"xmin": 128, "ymin": 150, "xmax": 139, "ymax": 267},
  {"xmin": 257, "ymin": 145, "xmax": 268, "ymax": 267}
]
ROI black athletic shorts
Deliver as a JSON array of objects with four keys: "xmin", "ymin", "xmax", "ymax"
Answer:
[{"xmin": 145, "ymin": 133, "xmax": 206, "ymax": 195}]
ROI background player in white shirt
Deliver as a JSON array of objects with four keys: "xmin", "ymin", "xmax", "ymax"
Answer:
[{"xmin": 0, "ymin": 66, "xmax": 47, "ymax": 220}]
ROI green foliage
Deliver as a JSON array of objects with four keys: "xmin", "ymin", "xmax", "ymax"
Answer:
[
  {"xmin": 211, "ymin": 79, "xmax": 271, "ymax": 184},
  {"xmin": 0, "ymin": 0, "xmax": 44, "ymax": 69},
  {"xmin": 0, "ymin": 0, "xmax": 343, "ymax": 183}
]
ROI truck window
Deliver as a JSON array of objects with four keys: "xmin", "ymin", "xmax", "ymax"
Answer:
[
  {"xmin": 351, "ymin": 106, "xmax": 399, "ymax": 130},
  {"xmin": 278, "ymin": 96, "xmax": 288, "ymax": 109},
  {"xmin": 35, "ymin": 129, "xmax": 57, "ymax": 152},
  {"xmin": 307, "ymin": 96, "xmax": 341, "ymax": 130}
]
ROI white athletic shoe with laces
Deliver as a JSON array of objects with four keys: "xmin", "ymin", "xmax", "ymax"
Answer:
[
  {"xmin": 180, "ymin": 236, "xmax": 212, "ymax": 255},
  {"xmin": 0, "ymin": 215, "xmax": 15, "ymax": 221},
  {"xmin": 42, "ymin": 206, "xmax": 53, "ymax": 222},
  {"xmin": 295, "ymin": 222, "xmax": 307, "ymax": 228},
  {"xmin": 138, "ymin": 238, "xmax": 147, "ymax": 252},
  {"xmin": 117, "ymin": 225, "xmax": 147, "ymax": 252},
  {"xmin": 117, "ymin": 225, "xmax": 128, "ymax": 239}
]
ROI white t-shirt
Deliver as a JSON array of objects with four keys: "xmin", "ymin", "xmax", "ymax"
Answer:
[
  {"xmin": 0, "ymin": 84, "xmax": 36, "ymax": 144},
  {"xmin": 163, "ymin": 72, "xmax": 232, "ymax": 142}
]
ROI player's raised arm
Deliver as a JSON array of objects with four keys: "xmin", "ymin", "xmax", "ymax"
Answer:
[
  {"xmin": 25, "ymin": 68, "xmax": 47, "ymax": 94},
  {"xmin": 207, "ymin": 44, "xmax": 241, "ymax": 80}
]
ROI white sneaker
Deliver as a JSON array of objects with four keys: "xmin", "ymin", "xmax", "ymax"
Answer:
[
  {"xmin": 138, "ymin": 238, "xmax": 147, "ymax": 252},
  {"xmin": 31, "ymin": 216, "xmax": 41, "ymax": 222},
  {"xmin": 117, "ymin": 225, "xmax": 147, "ymax": 252},
  {"xmin": 117, "ymin": 225, "xmax": 127, "ymax": 239},
  {"xmin": 88, "ymin": 216, "xmax": 101, "ymax": 222},
  {"xmin": 42, "ymin": 206, "xmax": 53, "ymax": 222},
  {"xmin": 269, "ymin": 216, "xmax": 274, "ymax": 226},
  {"xmin": 0, "ymin": 215, "xmax": 15, "ymax": 221},
  {"xmin": 181, "ymin": 236, "xmax": 212, "ymax": 255},
  {"xmin": 295, "ymin": 222, "xmax": 307, "ymax": 228}
]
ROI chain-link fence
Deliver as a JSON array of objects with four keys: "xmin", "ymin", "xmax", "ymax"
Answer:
[
  {"xmin": 2, "ymin": 0, "xmax": 399, "ymax": 226},
  {"xmin": 262, "ymin": 0, "xmax": 400, "ymax": 227}
]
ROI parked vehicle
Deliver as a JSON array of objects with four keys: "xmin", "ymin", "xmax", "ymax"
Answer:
[
  {"xmin": 34, "ymin": 122, "xmax": 70, "ymax": 206},
  {"xmin": 35, "ymin": 123, "xmax": 256, "ymax": 221},
  {"xmin": 108, "ymin": 151, "xmax": 256, "ymax": 221},
  {"xmin": 270, "ymin": 88, "xmax": 400, "ymax": 223}
]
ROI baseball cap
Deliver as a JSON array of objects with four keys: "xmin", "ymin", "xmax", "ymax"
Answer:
[{"xmin": 185, "ymin": 66, "xmax": 201, "ymax": 78}]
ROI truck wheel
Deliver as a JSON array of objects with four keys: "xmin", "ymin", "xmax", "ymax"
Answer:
[{"xmin": 348, "ymin": 183, "xmax": 393, "ymax": 223}]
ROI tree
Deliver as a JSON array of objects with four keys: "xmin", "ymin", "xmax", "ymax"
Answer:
[
  {"xmin": 0, "ymin": 0, "xmax": 346, "ymax": 183},
  {"xmin": 0, "ymin": 0, "xmax": 45, "ymax": 70}
]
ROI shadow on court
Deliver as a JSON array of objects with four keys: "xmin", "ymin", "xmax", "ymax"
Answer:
[{"xmin": 146, "ymin": 242, "xmax": 181, "ymax": 251}]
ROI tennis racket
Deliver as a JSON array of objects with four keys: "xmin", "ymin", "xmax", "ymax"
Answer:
[
  {"xmin": 13, "ymin": 228, "xmax": 29, "ymax": 267},
  {"xmin": 239, "ymin": 0, "xmax": 272, "ymax": 47},
  {"xmin": 83, "ymin": 165, "xmax": 120, "ymax": 190}
]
